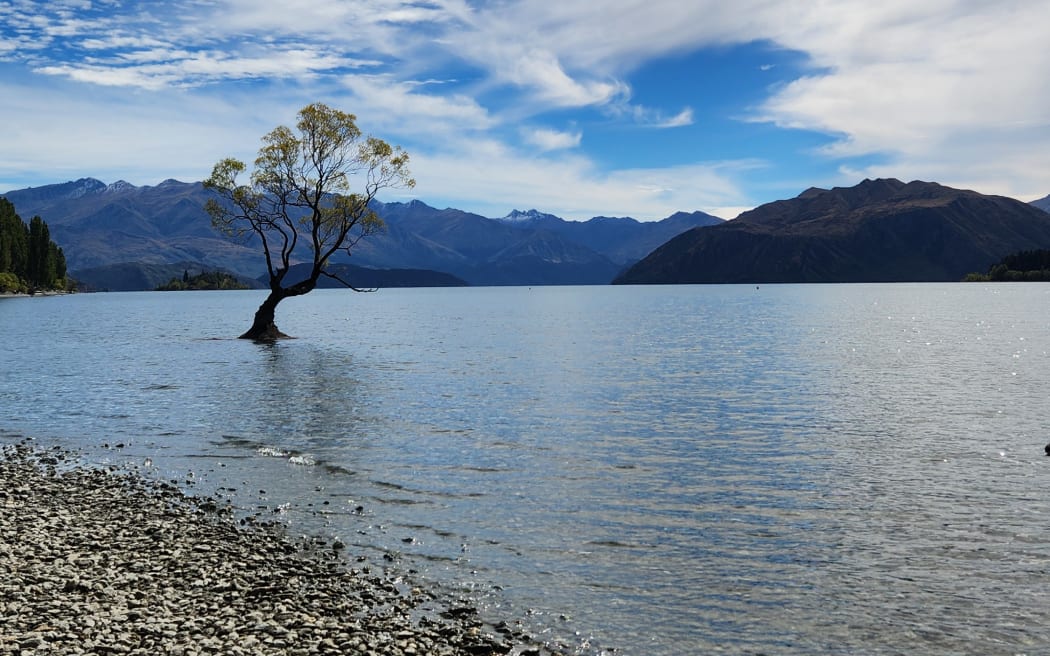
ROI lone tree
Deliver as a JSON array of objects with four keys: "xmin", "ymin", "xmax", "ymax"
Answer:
[{"xmin": 204, "ymin": 103, "xmax": 413, "ymax": 340}]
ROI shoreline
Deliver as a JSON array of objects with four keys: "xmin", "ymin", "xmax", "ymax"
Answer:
[
  {"xmin": 1, "ymin": 440, "xmax": 568, "ymax": 656},
  {"xmin": 0, "ymin": 290, "xmax": 72, "ymax": 299}
]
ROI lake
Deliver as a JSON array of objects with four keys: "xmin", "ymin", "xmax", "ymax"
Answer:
[{"xmin": 3, "ymin": 284, "xmax": 1050, "ymax": 654}]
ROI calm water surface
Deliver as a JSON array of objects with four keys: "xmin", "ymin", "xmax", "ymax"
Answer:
[{"xmin": 3, "ymin": 284, "xmax": 1050, "ymax": 654}]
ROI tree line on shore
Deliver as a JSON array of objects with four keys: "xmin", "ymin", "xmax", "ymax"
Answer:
[
  {"xmin": 0, "ymin": 197, "xmax": 68, "ymax": 293},
  {"xmin": 964, "ymin": 249, "xmax": 1050, "ymax": 281},
  {"xmin": 155, "ymin": 269, "xmax": 248, "ymax": 291}
]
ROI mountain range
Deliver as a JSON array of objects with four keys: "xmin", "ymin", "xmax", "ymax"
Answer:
[
  {"xmin": 615, "ymin": 179, "xmax": 1050, "ymax": 284},
  {"xmin": 1, "ymin": 178, "xmax": 723, "ymax": 289},
  {"xmin": 5, "ymin": 177, "xmax": 1050, "ymax": 289}
]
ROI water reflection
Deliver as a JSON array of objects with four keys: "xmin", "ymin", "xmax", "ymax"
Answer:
[{"xmin": 4, "ymin": 286, "xmax": 1050, "ymax": 655}]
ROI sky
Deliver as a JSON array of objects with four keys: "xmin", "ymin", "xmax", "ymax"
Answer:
[{"xmin": 1, "ymin": 1, "xmax": 1048, "ymax": 221}]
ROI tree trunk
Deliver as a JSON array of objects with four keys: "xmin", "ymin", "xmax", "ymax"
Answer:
[{"xmin": 240, "ymin": 290, "xmax": 290, "ymax": 340}]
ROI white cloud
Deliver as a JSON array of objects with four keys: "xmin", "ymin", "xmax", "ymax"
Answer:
[
  {"xmin": 454, "ymin": 1, "xmax": 765, "ymax": 73},
  {"xmin": 212, "ymin": 0, "xmax": 462, "ymax": 58},
  {"xmin": 0, "ymin": 77, "xmax": 281, "ymax": 189},
  {"xmin": 408, "ymin": 139, "xmax": 754, "ymax": 220},
  {"xmin": 339, "ymin": 75, "xmax": 495, "ymax": 134},
  {"xmin": 43, "ymin": 17, "xmax": 98, "ymax": 38},
  {"xmin": 35, "ymin": 46, "xmax": 372, "ymax": 89},
  {"xmin": 626, "ymin": 106, "xmax": 694, "ymax": 129},
  {"xmin": 80, "ymin": 35, "xmax": 170, "ymax": 50},
  {"xmin": 469, "ymin": 43, "xmax": 628, "ymax": 108},
  {"xmin": 440, "ymin": 0, "xmax": 1050, "ymax": 199},
  {"xmin": 659, "ymin": 108, "xmax": 694, "ymax": 128},
  {"xmin": 524, "ymin": 128, "xmax": 582, "ymax": 151},
  {"xmin": 4, "ymin": 0, "xmax": 1050, "ymax": 216},
  {"xmin": 747, "ymin": 0, "xmax": 1050, "ymax": 198},
  {"xmin": 33, "ymin": 63, "xmax": 169, "ymax": 89}
]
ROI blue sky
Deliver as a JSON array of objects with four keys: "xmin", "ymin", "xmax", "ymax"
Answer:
[{"xmin": 1, "ymin": 1, "xmax": 1048, "ymax": 221}]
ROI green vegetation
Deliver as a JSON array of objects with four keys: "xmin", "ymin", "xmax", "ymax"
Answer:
[
  {"xmin": 964, "ymin": 249, "xmax": 1050, "ymax": 281},
  {"xmin": 155, "ymin": 270, "xmax": 249, "ymax": 291},
  {"xmin": 205, "ymin": 102, "xmax": 414, "ymax": 340},
  {"xmin": 0, "ymin": 197, "xmax": 68, "ymax": 293}
]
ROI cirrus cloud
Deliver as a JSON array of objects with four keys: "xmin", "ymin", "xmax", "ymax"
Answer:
[{"xmin": 1, "ymin": 0, "xmax": 1048, "ymax": 221}]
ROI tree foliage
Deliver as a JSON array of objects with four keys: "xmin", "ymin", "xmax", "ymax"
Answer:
[
  {"xmin": 155, "ymin": 270, "xmax": 249, "ymax": 291},
  {"xmin": 0, "ymin": 197, "xmax": 67, "ymax": 293},
  {"xmin": 964, "ymin": 249, "xmax": 1050, "ymax": 281},
  {"xmin": 204, "ymin": 103, "xmax": 414, "ymax": 339}
]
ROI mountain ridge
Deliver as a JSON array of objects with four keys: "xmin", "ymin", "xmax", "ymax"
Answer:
[
  {"xmin": 2, "ymin": 178, "xmax": 722, "ymax": 288},
  {"xmin": 615, "ymin": 179, "xmax": 1050, "ymax": 284}
]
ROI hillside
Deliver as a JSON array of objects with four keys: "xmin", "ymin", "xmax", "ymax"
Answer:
[
  {"xmin": 493, "ymin": 208, "xmax": 723, "ymax": 264},
  {"xmin": 72, "ymin": 261, "xmax": 265, "ymax": 292},
  {"xmin": 615, "ymin": 179, "xmax": 1050, "ymax": 284},
  {"xmin": 2, "ymin": 179, "xmax": 262, "ymax": 277},
  {"xmin": 279, "ymin": 262, "xmax": 467, "ymax": 289},
  {"xmin": 347, "ymin": 200, "xmax": 721, "ymax": 284},
  {"xmin": 2, "ymin": 179, "xmax": 719, "ymax": 289},
  {"xmin": 1032, "ymin": 194, "xmax": 1050, "ymax": 213}
]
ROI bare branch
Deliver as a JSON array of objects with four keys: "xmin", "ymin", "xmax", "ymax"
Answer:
[{"xmin": 319, "ymin": 268, "xmax": 377, "ymax": 293}]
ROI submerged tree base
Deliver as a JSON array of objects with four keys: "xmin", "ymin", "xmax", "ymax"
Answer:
[
  {"xmin": 239, "ymin": 293, "xmax": 293, "ymax": 340},
  {"xmin": 239, "ymin": 324, "xmax": 292, "ymax": 341}
]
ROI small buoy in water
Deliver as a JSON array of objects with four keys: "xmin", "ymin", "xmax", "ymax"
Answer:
[{"xmin": 1045, "ymin": 443, "xmax": 1050, "ymax": 456}]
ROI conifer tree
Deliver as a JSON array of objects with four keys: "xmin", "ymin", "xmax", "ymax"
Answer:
[
  {"xmin": 28, "ymin": 216, "xmax": 52, "ymax": 286},
  {"xmin": 0, "ymin": 198, "xmax": 29, "ymax": 279},
  {"xmin": 0, "ymin": 197, "xmax": 67, "ymax": 291}
]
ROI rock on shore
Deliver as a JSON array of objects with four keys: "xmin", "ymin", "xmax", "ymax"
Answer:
[{"xmin": 0, "ymin": 442, "xmax": 559, "ymax": 656}]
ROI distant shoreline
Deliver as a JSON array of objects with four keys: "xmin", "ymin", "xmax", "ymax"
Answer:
[{"xmin": 0, "ymin": 290, "xmax": 72, "ymax": 298}]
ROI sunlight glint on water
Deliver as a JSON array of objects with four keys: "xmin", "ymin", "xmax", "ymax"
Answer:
[{"xmin": 2, "ymin": 284, "xmax": 1050, "ymax": 654}]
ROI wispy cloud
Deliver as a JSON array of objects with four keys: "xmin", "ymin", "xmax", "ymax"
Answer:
[
  {"xmin": 339, "ymin": 75, "xmax": 495, "ymax": 134},
  {"xmin": 35, "ymin": 48, "xmax": 365, "ymax": 88},
  {"xmin": 472, "ymin": 43, "xmax": 629, "ymax": 108},
  {"xmin": 408, "ymin": 144, "xmax": 752, "ymax": 220},
  {"xmin": 2, "ymin": 0, "xmax": 1049, "ymax": 218},
  {"xmin": 0, "ymin": 76, "xmax": 273, "ymax": 190},
  {"xmin": 748, "ymin": 0, "xmax": 1050, "ymax": 199},
  {"xmin": 628, "ymin": 106, "xmax": 695, "ymax": 129},
  {"xmin": 524, "ymin": 128, "xmax": 583, "ymax": 151}
]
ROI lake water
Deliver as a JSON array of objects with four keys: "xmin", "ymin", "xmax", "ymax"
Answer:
[{"xmin": 3, "ymin": 284, "xmax": 1050, "ymax": 654}]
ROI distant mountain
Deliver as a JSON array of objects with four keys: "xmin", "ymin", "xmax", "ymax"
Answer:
[
  {"xmin": 615, "ymin": 179, "xmax": 1050, "ymax": 284},
  {"xmin": 280, "ymin": 262, "xmax": 467, "ymax": 288},
  {"xmin": 73, "ymin": 261, "xmax": 265, "ymax": 292},
  {"xmin": 352, "ymin": 201, "xmax": 657, "ymax": 285},
  {"xmin": 1032, "ymin": 194, "xmax": 1050, "ymax": 213},
  {"xmin": 494, "ymin": 208, "xmax": 724, "ymax": 265},
  {"xmin": 346, "ymin": 201, "xmax": 722, "ymax": 285},
  {"xmin": 500, "ymin": 209, "xmax": 562, "ymax": 224},
  {"xmin": 3, "ymin": 178, "xmax": 717, "ymax": 289},
  {"xmin": 2, "ymin": 178, "xmax": 262, "ymax": 277}
]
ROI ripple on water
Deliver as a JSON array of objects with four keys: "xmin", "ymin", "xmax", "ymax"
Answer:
[{"xmin": 4, "ymin": 286, "xmax": 1050, "ymax": 655}]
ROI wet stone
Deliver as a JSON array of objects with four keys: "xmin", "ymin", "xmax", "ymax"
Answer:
[{"xmin": 0, "ymin": 441, "xmax": 573, "ymax": 656}]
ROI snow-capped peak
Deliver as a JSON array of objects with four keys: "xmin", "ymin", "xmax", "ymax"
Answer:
[
  {"xmin": 67, "ymin": 178, "xmax": 107, "ymax": 199},
  {"xmin": 501, "ymin": 208, "xmax": 559, "ymax": 223},
  {"xmin": 106, "ymin": 180, "xmax": 137, "ymax": 193}
]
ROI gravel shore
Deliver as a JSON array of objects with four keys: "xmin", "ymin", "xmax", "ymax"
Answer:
[{"xmin": 1, "ymin": 441, "xmax": 564, "ymax": 656}]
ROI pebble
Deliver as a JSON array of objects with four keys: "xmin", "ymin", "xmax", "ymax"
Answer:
[{"xmin": 0, "ymin": 441, "xmax": 571, "ymax": 656}]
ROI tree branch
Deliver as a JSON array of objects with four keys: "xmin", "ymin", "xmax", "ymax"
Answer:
[{"xmin": 319, "ymin": 268, "xmax": 377, "ymax": 293}]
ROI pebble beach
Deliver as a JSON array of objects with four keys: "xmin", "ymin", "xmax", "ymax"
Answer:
[{"xmin": 0, "ymin": 441, "xmax": 565, "ymax": 656}]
